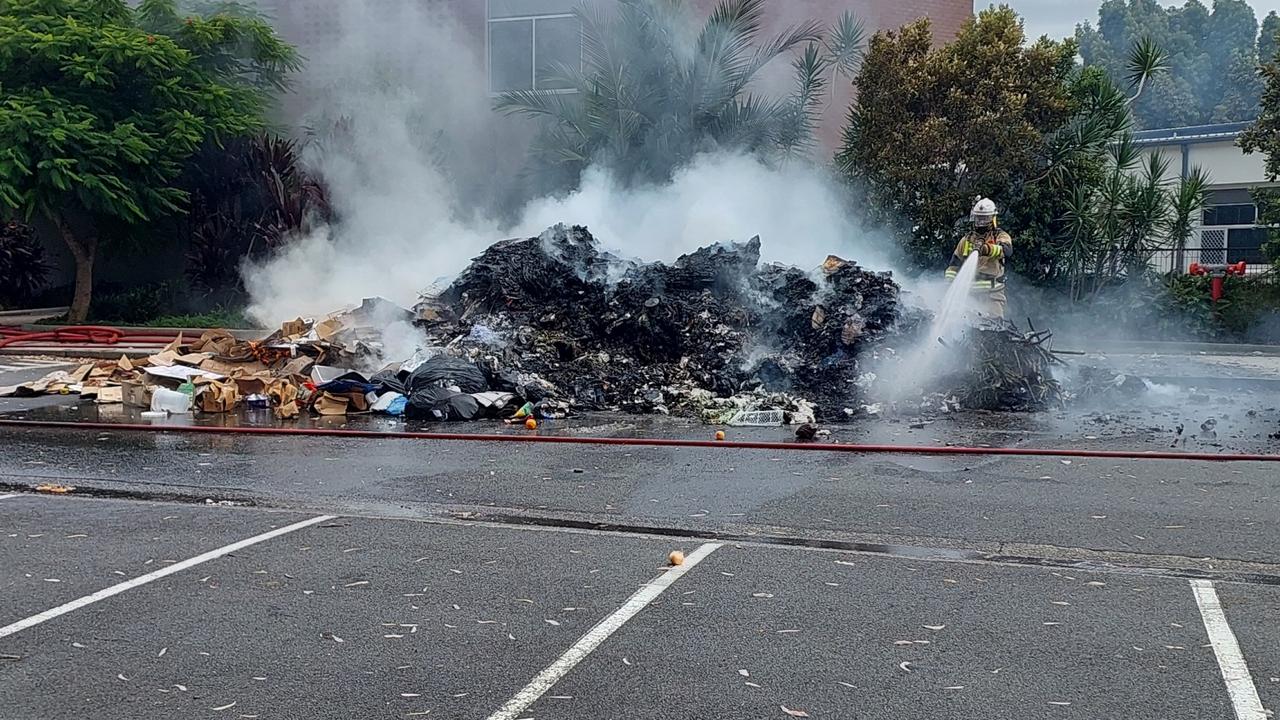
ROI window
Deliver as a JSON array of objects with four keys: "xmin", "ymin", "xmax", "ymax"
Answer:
[
  {"xmin": 1227, "ymin": 227, "xmax": 1270, "ymax": 264},
  {"xmin": 1202, "ymin": 204, "xmax": 1257, "ymax": 226},
  {"xmin": 488, "ymin": 9, "xmax": 581, "ymax": 93},
  {"xmin": 489, "ymin": 20, "xmax": 534, "ymax": 92}
]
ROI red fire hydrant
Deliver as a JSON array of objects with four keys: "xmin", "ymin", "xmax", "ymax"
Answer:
[{"xmin": 1188, "ymin": 261, "xmax": 1247, "ymax": 303}]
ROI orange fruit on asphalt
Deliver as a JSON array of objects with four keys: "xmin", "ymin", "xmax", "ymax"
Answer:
[
  {"xmin": 668, "ymin": 550, "xmax": 685, "ymax": 566},
  {"xmin": 714, "ymin": 430, "xmax": 726, "ymax": 441},
  {"xmin": 525, "ymin": 417, "xmax": 538, "ymax": 430}
]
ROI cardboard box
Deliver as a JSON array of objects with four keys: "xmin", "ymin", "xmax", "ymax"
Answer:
[
  {"xmin": 196, "ymin": 380, "xmax": 241, "ymax": 413},
  {"xmin": 120, "ymin": 379, "xmax": 154, "ymax": 408}
]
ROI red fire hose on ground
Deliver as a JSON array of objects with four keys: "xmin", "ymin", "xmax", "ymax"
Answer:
[
  {"xmin": 0, "ymin": 326, "xmax": 181, "ymax": 350},
  {"xmin": 0, "ymin": 419, "xmax": 1276, "ymax": 462}
]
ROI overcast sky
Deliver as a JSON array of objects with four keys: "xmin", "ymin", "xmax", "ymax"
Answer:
[{"xmin": 991, "ymin": 0, "xmax": 1280, "ymax": 41}]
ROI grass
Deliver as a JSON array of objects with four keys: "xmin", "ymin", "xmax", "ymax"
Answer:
[
  {"xmin": 140, "ymin": 309, "xmax": 254, "ymax": 329},
  {"xmin": 37, "ymin": 308, "xmax": 256, "ymax": 328}
]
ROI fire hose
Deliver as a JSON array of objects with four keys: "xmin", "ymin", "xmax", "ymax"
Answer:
[
  {"xmin": 0, "ymin": 326, "xmax": 181, "ymax": 350},
  {"xmin": 0, "ymin": 419, "xmax": 1276, "ymax": 462}
]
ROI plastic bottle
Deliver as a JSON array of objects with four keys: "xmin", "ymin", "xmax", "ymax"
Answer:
[
  {"xmin": 178, "ymin": 380, "xmax": 196, "ymax": 397},
  {"xmin": 151, "ymin": 388, "xmax": 192, "ymax": 414}
]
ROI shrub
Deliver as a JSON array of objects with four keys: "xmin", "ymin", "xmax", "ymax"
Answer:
[
  {"xmin": 182, "ymin": 134, "xmax": 331, "ymax": 291},
  {"xmin": 0, "ymin": 220, "xmax": 50, "ymax": 307}
]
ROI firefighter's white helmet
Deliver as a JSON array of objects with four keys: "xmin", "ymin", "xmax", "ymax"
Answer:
[{"xmin": 971, "ymin": 197, "xmax": 998, "ymax": 227}]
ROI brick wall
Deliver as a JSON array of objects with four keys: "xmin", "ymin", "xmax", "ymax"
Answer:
[
  {"xmin": 686, "ymin": 0, "xmax": 971, "ymax": 41},
  {"xmin": 694, "ymin": 0, "xmax": 974, "ymax": 147}
]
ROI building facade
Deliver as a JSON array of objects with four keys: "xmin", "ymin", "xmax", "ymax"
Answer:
[
  {"xmin": 258, "ymin": 0, "xmax": 974, "ymax": 145},
  {"xmin": 1134, "ymin": 123, "xmax": 1277, "ymax": 273}
]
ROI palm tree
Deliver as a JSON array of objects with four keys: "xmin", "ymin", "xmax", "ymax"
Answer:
[
  {"xmin": 1045, "ymin": 36, "xmax": 1209, "ymax": 300},
  {"xmin": 495, "ymin": 0, "xmax": 863, "ymax": 190}
]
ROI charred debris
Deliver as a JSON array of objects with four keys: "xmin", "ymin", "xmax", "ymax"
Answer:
[
  {"xmin": 2, "ymin": 225, "xmax": 1074, "ymax": 423},
  {"xmin": 415, "ymin": 224, "xmax": 907, "ymax": 422}
]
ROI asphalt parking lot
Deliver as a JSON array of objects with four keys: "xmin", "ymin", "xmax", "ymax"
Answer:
[{"xmin": 2, "ymin": 493, "xmax": 1275, "ymax": 719}]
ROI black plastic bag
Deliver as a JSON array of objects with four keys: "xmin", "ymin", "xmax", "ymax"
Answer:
[
  {"xmin": 405, "ymin": 387, "xmax": 483, "ymax": 421},
  {"xmin": 370, "ymin": 368, "xmax": 409, "ymax": 395},
  {"xmin": 406, "ymin": 356, "xmax": 488, "ymax": 394}
]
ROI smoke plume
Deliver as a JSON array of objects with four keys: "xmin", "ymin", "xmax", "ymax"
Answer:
[{"xmin": 242, "ymin": 0, "xmax": 894, "ymax": 326}]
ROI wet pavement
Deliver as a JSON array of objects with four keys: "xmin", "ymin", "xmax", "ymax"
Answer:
[
  {"xmin": 1, "ymin": 356, "xmax": 1278, "ymax": 719},
  {"xmin": 2, "ymin": 494, "xmax": 1277, "ymax": 720}
]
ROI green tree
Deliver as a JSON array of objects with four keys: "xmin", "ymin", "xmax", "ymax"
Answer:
[
  {"xmin": 495, "ymin": 0, "xmax": 864, "ymax": 190},
  {"xmin": 137, "ymin": 0, "xmax": 302, "ymax": 94},
  {"xmin": 1212, "ymin": 48, "xmax": 1263, "ymax": 122},
  {"xmin": 837, "ymin": 7, "xmax": 1077, "ymax": 266},
  {"xmin": 0, "ymin": 0, "xmax": 297, "ymax": 321},
  {"xmin": 1078, "ymin": 0, "xmax": 1263, "ymax": 128},
  {"xmin": 1260, "ymin": 11, "xmax": 1280, "ymax": 64}
]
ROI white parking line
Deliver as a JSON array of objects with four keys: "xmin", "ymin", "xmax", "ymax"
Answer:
[
  {"xmin": 486, "ymin": 542, "xmax": 722, "ymax": 720},
  {"xmin": 0, "ymin": 514, "xmax": 335, "ymax": 640},
  {"xmin": 0, "ymin": 494, "xmax": 19, "ymax": 501},
  {"xmin": 1191, "ymin": 579, "xmax": 1267, "ymax": 720}
]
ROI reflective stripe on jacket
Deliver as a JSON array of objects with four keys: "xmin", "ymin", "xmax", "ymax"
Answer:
[{"xmin": 945, "ymin": 230, "xmax": 1012, "ymax": 290}]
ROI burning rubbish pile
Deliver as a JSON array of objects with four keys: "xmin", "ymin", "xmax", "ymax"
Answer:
[
  {"xmin": 0, "ymin": 225, "xmax": 1083, "ymax": 423},
  {"xmin": 0, "ymin": 225, "xmax": 908, "ymax": 423},
  {"xmin": 416, "ymin": 225, "xmax": 905, "ymax": 422}
]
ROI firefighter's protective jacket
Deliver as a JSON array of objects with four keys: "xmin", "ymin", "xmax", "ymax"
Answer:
[{"xmin": 944, "ymin": 229, "xmax": 1013, "ymax": 292}]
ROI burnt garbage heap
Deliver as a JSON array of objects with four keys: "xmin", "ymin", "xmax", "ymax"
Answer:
[{"xmin": 412, "ymin": 224, "xmax": 903, "ymax": 421}]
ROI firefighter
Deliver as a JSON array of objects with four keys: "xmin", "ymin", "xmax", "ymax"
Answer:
[{"xmin": 944, "ymin": 197, "xmax": 1012, "ymax": 318}]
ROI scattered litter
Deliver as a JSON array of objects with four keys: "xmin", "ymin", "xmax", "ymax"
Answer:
[{"xmin": 780, "ymin": 706, "xmax": 810, "ymax": 718}]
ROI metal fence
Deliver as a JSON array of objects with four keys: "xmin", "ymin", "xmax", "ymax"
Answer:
[{"xmin": 1146, "ymin": 245, "xmax": 1278, "ymax": 282}]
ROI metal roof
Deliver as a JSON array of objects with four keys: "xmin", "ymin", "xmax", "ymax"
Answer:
[{"xmin": 1132, "ymin": 121, "xmax": 1253, "ymax": 145}]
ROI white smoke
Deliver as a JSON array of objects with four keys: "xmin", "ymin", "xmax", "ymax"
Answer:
[
  {"xmin": 519, "ymin": 153, "xmax": 893, "ymax": 271},
  {"xmin": 242, "ymin": 0, "xmax": 896, "ymax": 326}
]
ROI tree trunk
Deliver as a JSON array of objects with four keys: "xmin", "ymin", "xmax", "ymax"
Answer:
[{"xmin": 56, "ymin": 218, "xmax": 97, "ymax": 323}]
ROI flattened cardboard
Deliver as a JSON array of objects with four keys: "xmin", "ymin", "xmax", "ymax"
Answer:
[{"xmin": 314, "ymin": 391, "xmax": 349, "ymax": 415}]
